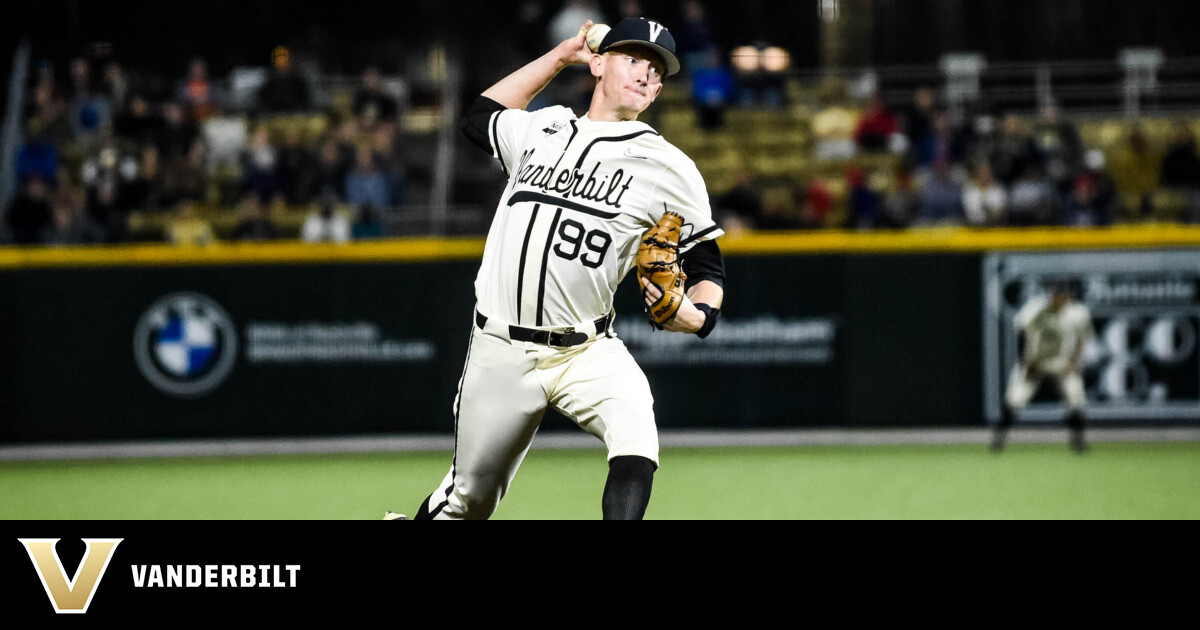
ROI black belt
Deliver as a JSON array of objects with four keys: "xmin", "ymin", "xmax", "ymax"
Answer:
[{"xmin": 475, "ymin": 311, "xmax": 613, "ymax": 348}]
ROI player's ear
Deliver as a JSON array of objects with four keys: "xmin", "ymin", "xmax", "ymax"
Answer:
[
  {"xmin": 650, "ymin": 82, "xmax": 663, "ymax": 101},
  {"xmin": 589, "ymin": 53, "xmax": 604, "ymax": 79}
]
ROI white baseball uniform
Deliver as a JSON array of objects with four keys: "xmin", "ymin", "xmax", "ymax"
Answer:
[
  {"xmin": 421, "ymin": 104, "xmax": 724, "ymax": 520},
  {"xmin": 1005, "ymin": 295, "xmax": 1095, "ymax": 410}
]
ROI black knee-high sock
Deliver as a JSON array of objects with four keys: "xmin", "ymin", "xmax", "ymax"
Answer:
[
  {"xmin": 413, "ymin": 495, "xmax": 433, "ymax": 520},
  {"xmin": 991, "ymin": 408, "xmax": 1014, "ymax": 450},
  {"xmin": 1066, "ymin": 410, "xmax": 1084, "ymax": 431},
  {"xmin": 1066, "ymin": 410, "xmax": 1086, "ymax": 451},
  {"xmin": 998, "ymin": 407, "xmax": 1014, "ymax": 430},
  {"xmin": 602, "ymin": 456, "xmax": 656, "ymax": 520},
  {"xmin": 1066, "ymin": 410, "xmax": 1085, "ymax": 441}
]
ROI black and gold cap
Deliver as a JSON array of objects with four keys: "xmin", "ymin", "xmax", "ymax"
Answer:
[{"xmin": 597, "ymin": 17, "xmax": 681, "ymax": 77}]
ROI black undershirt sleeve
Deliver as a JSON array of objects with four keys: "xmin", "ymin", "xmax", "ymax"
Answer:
[
  {"xmin": 460, "ymin": 95, "xmax": 506, "ymax": 155},
  {"xmin": 681, "ymin": 239, "xmax": 726, "ymax": 291}
]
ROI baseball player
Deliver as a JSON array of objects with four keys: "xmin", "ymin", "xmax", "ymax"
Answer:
[
  {"xmin": 992, "ymin": 282, "xmax": 1095, "ymax": 453},
  {"xmin": 387, "ymin": 17, "xmax": 726, "ymax": 520}
]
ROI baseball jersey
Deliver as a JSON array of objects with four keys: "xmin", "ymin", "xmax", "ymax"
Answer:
[
  {"xmin": 476, "ymin": 104, "xmax": 723, "ymax": 327},
  {"xmin": 1014, "ymin": 296, "xmax": 1095, "ymax": 374}
]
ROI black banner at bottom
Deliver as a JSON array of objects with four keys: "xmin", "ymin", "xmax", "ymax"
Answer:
[
  {"xmin": 3, "ymin": 521, "xmax": 544, "ymax": 620},
  {"xmin": 0, "ymin": 520, "xmax": 1136, "ymax": 619},
  {"xmin": 8, "ymin": 520, "xmax": 796, "ymax": 621}
]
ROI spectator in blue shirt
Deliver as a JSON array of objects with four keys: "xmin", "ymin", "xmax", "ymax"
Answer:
[
  {"xmin": 919, "ymin": 161, "xmax": 964, "ymax": 224},
  {"xmin": 345, "ymin": 144, "xmax": 390, "ymax": 214},
  {"xmin": 16, "ymin": 118, "xmax": 58, "ymax": 187}
]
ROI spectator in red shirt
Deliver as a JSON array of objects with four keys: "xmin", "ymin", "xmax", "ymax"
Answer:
[
  {"xmin": 799, "ymin": 176, "xmax": 833, "ymax": 229},
  {"xmin": 855, "ymin": 92, "xmax": 898, "ymax": 152},
  {"xmin": 177, "ymin": 58, "xmax": 223, "ymax": 122}
]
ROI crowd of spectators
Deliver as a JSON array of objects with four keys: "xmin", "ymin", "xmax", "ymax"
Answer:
[
  {"xmin": 8, "ymin": 3, "xmax": 1200, "ymax": 248},
  {"xmin": 712, "ymin": 81, "xmax": 1200, "ymax": 231},
  {"xmin": 644, "ymin": 0, "xmax": 1200, "ymax": 232},
  {"xmin": 4, "ymin": 49, "xmax": 408, "ymax": 246}
]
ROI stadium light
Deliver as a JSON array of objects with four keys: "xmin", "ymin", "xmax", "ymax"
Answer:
[{"xmin": 731, "ymin": 46, "xmax": 760, "ymax": 73}]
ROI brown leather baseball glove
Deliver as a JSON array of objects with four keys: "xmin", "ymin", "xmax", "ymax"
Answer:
[{"xmin": 636, "ymin": 211, "xmax": 688, "ymax": 328}]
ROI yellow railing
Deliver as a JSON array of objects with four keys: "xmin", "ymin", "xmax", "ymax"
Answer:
[
  {"xmin": 2, "ymin": 226, "xmax": 1200, "ymax": 269},
  {"xmin": 718, "ymin": 224, "xmax": 1200, "ymax": 255},
  {"xmin": 0, "ymin": 238, "xmax": 487, "ymax": 269}
]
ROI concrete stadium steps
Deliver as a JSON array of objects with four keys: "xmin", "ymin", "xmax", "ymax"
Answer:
[
  {"xmin": 657, "ymin": 79, "xmax": 900, "ymax": 219},
  {"xmin": 657, "ymin": 112, "xmax": 817, "ymax": 194},
  {"xmin": 1077, "ymin": 117, "xmax": 1200, "ymax": 152},
  {"xmin": 255, "ymin": 113, "xmax": 330, "ymax": 145},
  {"xmin": 129, "ymin": 204, "xmax": 312, "ymax": 240},
  {"xmin": 653, "ymin": 81, "xmax": 909, "ymax": 200}
]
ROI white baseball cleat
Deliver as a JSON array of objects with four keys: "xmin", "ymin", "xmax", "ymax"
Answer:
[{"xmin": 383, "ymin": 511, "xmax": 408, "ymax": 520}]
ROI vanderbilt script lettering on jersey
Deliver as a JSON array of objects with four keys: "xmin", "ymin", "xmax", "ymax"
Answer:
[{"xmin": 515, "ymin": 149, "xmax": 633, "ymax": 208}]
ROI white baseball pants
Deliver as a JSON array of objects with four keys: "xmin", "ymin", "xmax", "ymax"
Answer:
[
  {"xmin": 422, "ymin": 315, "xmax": 659, "ymax": 520},
  {"xmin": 1005, "ymin": 364, "xmax": 1087, "ymax": 410}
]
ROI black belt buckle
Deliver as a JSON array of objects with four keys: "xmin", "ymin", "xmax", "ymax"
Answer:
[
  {"xmin": 520, "ymin": 327, "xmax": 587, "ymax": 347},
  {"xmin": 500, "ymin": 315, "xmax": 611, "ymax": 348},
  {"xmin": 550, "ymin": 328, "xmax": 587, "ymax": 347}
]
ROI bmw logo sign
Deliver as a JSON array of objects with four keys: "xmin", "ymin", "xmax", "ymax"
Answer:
[{"xmin": 134, "ymin": 292, "xmax": 238, "ymax": 397}]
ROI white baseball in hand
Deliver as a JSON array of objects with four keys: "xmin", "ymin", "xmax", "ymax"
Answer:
[{"xmin": 586, "ymin": 24, "xmax": 610, "ymax": 52}]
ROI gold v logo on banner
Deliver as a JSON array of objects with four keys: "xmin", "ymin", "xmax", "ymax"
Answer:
[{"xmin": 18, "ymin": 538, "xmax": 123, "ymax": 614}]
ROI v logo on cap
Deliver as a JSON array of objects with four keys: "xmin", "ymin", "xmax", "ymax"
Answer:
[{"xmin": 647, "ymin": 20, "xmax": 665, "ymax": 43}]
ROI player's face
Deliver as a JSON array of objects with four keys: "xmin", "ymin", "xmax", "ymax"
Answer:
[
  {"xmin": 1050, "ymin": 291, "xmax": 1071, "ymax": 311},
  {"xmin": 594, "ymin": 47, "xmax": 665, "ymax": 118}
]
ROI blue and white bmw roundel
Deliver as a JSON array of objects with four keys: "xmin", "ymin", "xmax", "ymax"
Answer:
[
  {"xmin": 153, "ymin": 307, "xmax": 219, "ymax": 378},
  {"xmin": 135, "ymin": 293, "xmax": 238, "ymax": 397}
]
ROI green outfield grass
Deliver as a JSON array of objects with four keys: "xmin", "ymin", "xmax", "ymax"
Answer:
[{"xmin": 1, "ymin": 441, "xmax": 1197, "ymax": 519}]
